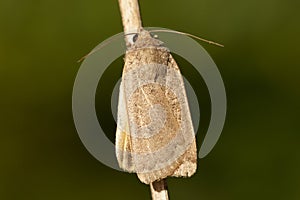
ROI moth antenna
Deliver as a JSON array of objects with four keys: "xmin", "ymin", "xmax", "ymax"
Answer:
[
  {"xmin": 77, "ymin": 39, "xmax": 113, "ymax": 63},
  {"xmin": 77, "ymin": 33, "xmax": 137, "ymax": 63},
  {"xmin": 149, "ymin": 29, "xmax": 224, "ymax": 47}
]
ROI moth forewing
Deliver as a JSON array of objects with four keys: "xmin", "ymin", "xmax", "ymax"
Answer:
[
  {"xmin": 115, "ymin": 29, "xmax": 197, "ymax": 184},
  {"xmin": 115, "ymin": 80, "xmax": 135, "ymax": 172}
]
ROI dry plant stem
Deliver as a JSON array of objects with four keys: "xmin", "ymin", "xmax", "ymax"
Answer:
[
  {"xmin": 118, "ymin": 0, "xmax": 142, "ymax": 45},
  {"xmin": 118, "ymin": 0, "xmax": 169, "ymax": 199},
  {"xmin": 150, "ymin": 180, "xmax": 169, "ymax": 200}
]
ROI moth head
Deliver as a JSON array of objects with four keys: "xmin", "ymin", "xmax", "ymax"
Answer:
[{"xmin": 126, "ymin": 29, "xmax": 164, "ymax": 50}]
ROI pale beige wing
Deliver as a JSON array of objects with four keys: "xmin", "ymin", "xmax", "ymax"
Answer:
[
  {"xmin": 120, "ymin": 48, "xmax": 197, "ymax": 184},
  {"xmin": 115, "ymin": 79, "xmax": 135, "ymax": 172}
]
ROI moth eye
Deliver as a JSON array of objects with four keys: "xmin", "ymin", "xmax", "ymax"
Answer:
[
  {"xmin": 132, "ymin": 34, "xmax": 138, "ymax": 42},
  {"xmin": 150, "ymin": 32, "xmax": 159, "ymax": 39}
]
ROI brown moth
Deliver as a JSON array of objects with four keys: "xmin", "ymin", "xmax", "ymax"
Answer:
[{"xmin": 115, "ymin": 29, "xmax": 197, "ymax": 184}]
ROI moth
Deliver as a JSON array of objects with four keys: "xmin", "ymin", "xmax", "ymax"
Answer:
[{"xmin": 115, "ymin": 28, "xmax": 197, "ymax": 184}]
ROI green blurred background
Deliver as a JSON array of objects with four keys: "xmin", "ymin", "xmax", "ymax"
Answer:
[{"xmin": 1, "ymin": 0, "xmax": 299, "ymax": 199}]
